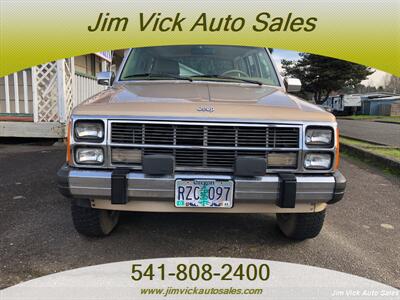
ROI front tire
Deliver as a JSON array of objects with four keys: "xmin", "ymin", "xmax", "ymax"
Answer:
[
  {"xmin": 71, "ymin": 203, "xmax": 120, "ymax": 237},
  {"xmin": 276, "ymin": 210, "xmax": 326, "ymax": 240}
]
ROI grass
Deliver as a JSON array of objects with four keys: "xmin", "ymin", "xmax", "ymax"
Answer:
[
  {"xmin": 341, "ymin": 151, "xmax": 400, "ymax": 177},
  {"xmin": 337, "ymin": 115, "xmax": 400, "ymax": 123},
  {"xmin": 340, "ymin": 137, "xmax": 400, "ymax": 161}
]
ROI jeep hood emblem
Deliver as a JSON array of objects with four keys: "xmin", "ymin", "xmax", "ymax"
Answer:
[{"xmin": 197, "ymin": 106, "xmax": 215, "ymax": 113}]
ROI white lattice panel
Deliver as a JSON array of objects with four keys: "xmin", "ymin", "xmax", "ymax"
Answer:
[
  {"xmin": 64, "ymin": 58, "xmax": 74, "ymax": 118},
  {"xmin": 33, "ymin": 58, "xmax": 75, "ymax": 123},
  {"xmin": 34, "ymin": 62, "xmax": 59, "ymax": 122}
]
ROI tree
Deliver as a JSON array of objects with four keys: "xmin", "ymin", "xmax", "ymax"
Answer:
[
  {"xmin": 281, "ymin": 53, "xmax": 374, "ymax": 103},
  {"xmin": 385, "ymin": 75, "xmax": 400, "ymax": 94}
]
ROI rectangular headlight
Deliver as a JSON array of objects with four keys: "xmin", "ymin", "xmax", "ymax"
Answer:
[
  {"xmin": 304, "ymin": 153, "xmax": 332, "ymax": 169},
  {"xmin": 75, "ymin": 148, "xmax": 104, "ymax": 164},
  {"xmin": 305, "ymin": 127, "xmax": 333, "ymax": 147},
  {"xmin": 267, "ymin": 152, "xmax": 297, "ymax": 168},
  {"xmin": 74, "ymin": 121, "xmax": 104, "ymax": 141}
]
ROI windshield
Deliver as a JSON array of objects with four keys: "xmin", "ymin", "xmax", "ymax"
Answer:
[{"xmin": 119, "ymin": 45, "xmax": 280, "ymax": 86}]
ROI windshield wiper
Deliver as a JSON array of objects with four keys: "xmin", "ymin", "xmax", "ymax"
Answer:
[
  {"xmin": 191, "ymin": 74, "xmax": 263, "ymax": 86},
  {"xmin": 122, "ymin": 73, "xmax": 192, "ymax": 82},
  {"xmin": 122, "ymin": 73, "xmax": 263, "ymax": 85}
]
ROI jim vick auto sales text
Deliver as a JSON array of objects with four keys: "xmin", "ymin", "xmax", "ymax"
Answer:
[{"xmin": 87, "ymin": 12, "xmax": 318, "ymax": 33}]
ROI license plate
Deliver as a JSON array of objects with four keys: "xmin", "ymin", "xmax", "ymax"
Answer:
[{"xmin": 175, "ymin": 179, "xmax": 234, "ymax": 208}]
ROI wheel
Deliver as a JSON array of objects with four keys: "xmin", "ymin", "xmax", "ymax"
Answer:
[
  {"xmin": 71, "ymin": 202, "xmax": 119, "ymax": 237},
  {"xmin": 276, "ymin": 210, "xmax": 326, "ymax": 240}
]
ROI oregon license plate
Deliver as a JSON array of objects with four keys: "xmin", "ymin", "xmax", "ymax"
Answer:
[{"xmin": 175, "ymin": 179, "xmax": 234, "ymax": 208}]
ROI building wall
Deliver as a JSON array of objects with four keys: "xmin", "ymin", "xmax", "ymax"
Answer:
[
  {"xmin": 0, "ymin": 69, "xmax": 33, "ymax": 115},
  {"xmin": 379, "ymin": 103, "xmax": 400, "ymax": 116},
  {"xmin": 74, "ymin": 54, "xmax": 106, "ymax": 77},
  {"xmin": 1, "ymin": 53, "xmax": 111, "ymax": 116},
  {"xmin": 364, "ymin": 99, "xmax": 400, "ymax": 115}
]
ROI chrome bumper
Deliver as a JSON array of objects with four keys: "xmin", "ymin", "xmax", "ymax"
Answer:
[{"xmin": 57, "ymin": 164, "xmax": 345, "ymax": 205}]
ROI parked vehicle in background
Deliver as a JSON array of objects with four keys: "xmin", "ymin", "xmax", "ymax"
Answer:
[
  {"xmin": 322, "ymin": 94, "xmax": 361, "ymax": 115},
  {"xmin": 323, "ymin": 93, "xmax": 400, "ymax": 116},
  {"xmin": 57, "ymin": 45, "xmax": 346, "ymax": 240}
]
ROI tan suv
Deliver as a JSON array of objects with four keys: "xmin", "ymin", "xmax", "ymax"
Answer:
[{"xmin": 57, "ymin": 45, "xmax": 346, "ymax": 240}]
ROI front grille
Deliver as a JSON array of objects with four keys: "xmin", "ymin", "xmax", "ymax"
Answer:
[
  {"xmin": 110, "ymin": 121, "xmax": 300, "ymax": 171},
  {"xmin": 141, "ymin": 148, "xmax": 269, "ymax": 169}
]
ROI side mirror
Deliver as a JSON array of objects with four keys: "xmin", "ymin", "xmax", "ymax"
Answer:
[
  {"xmin": 284, "ymin": 77, "xmax": 302, "ymax": 93},
  {"xmin": 96, "ymin": 71, "xmax": 115, "ymax": 86}
]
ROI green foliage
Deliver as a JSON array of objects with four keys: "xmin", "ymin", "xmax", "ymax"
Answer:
[
  {"xmin": 282, "ymin": 53, "xmax": 374, "ymax": 103},
  {"xmin": 337, "ymin": 115, "xmax": 400, "ymax": 123},
  {"xmin": 341, "ymin": 137, "xmax": 400, "ymax": 161},
  {"xmin": 385, "ymin": 75, "xmax": 400, "ymax": 94}
]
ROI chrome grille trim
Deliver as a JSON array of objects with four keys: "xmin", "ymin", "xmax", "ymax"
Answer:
[
  {"xmin": 110, "ymin": 121, "xmax": 300, "ymax": 150},
  {"xmin": 109, "ymin": 120, "xmax": 301, "ymax": 172}
]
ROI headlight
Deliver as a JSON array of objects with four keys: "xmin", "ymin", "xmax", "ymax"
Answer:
[
  {"xmin": 75, "ymin": 148, "xmax": 104, "ymax": 164},
  {"xmin": 304, "ymin": 153, "xmax": 332, "ymax": 169},
  {"xmin": 305, "ymin": 127, "xmax": 333, "ymax": 147},
  {"xmin": 74, "ymin": 121, "xmax": 104, "ymax": 141}
]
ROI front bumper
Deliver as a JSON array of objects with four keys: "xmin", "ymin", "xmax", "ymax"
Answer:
[{"xmin": 57, "ymin": 164, "xmax": 346, "ymax": 212}]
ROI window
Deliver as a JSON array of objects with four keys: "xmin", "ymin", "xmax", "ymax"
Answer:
[{"xmin": 120, "ymin": 45, "xmax": 280, "ymax": 86}]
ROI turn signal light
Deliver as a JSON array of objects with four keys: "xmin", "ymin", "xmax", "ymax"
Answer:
[
  {"xmin": 267, "ymin": 152, "xmax": 297, "ymax": 168},
  {"xmin": 66, "ymin": 121, "xmax": 71, "ymax": 165},
  {"xmin": 334, "ymin": 129, "xmax": 340, "ymax": 170},
  {"xmin": 112, "ymin": 148, "xmax": 142, "ymax": 164}
]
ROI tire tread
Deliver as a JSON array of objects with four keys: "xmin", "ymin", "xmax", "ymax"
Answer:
[
  {"xmin": 277, "ymin": 210, "xmax": 326, "ymax": 240},
  {"xmin": 71, "ymin": 204, "xmax": 108, "ymax": 237}
]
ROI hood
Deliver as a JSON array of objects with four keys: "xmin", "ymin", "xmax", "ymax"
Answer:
[{"xmin": 72, "ymin": 81, "xmax": 335, "ymax": 123}]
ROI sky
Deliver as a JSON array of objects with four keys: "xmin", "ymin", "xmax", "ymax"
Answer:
[{"xmin": 271, "ymin": 49, "xmax": 389, "ymax": 88}]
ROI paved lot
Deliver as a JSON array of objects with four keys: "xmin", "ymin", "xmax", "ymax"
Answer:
[
  {"xmin": 0, "ymin": 144, "xmax": 399, "ymax": 289},
  {"xmin": 338, "ymin": 119, "xmax": 400, "ymax": 147}
]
